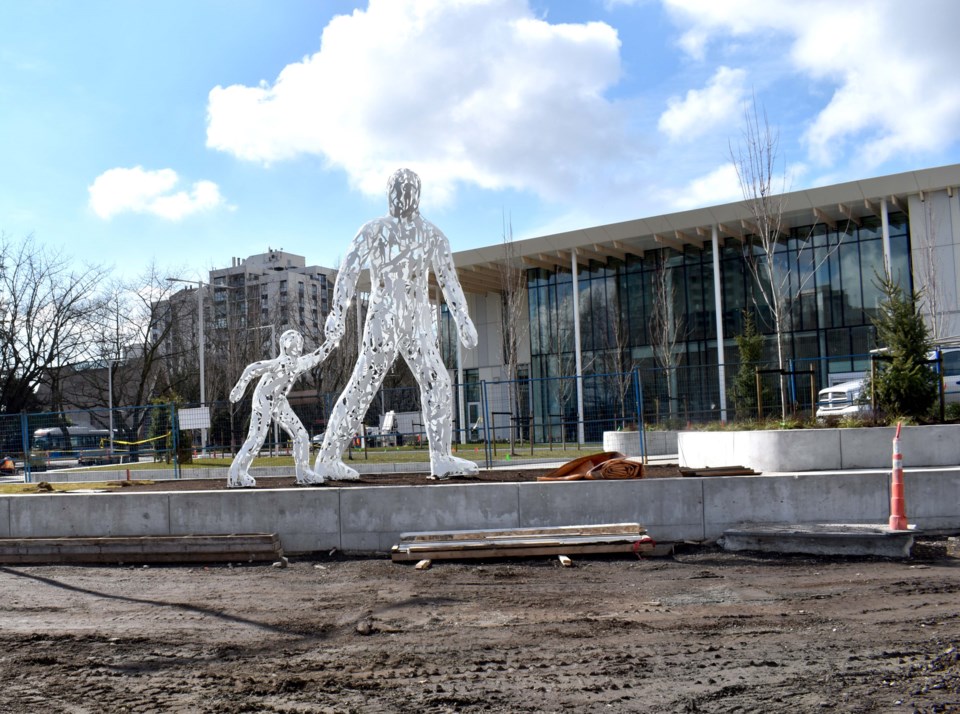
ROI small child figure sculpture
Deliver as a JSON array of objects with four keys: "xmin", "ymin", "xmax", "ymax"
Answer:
[{"xmin": 227, "ymin": 329, "xmax": 331, "ymax": 488}]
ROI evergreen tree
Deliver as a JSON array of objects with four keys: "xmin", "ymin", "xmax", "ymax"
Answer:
[
  {"xmin": 869, "ymin": 273, "xmax": 937, "ymax": 418},
  {"xmin": 729, "ymin": 311, "xmax": 765, "ymax": 420}
]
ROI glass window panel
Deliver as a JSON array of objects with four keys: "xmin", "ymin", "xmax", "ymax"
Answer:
[{"xmin": 838, "ymin": 241, "xmax": 863, "ymax": 325}]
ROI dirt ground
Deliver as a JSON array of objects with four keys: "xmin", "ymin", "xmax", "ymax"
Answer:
[
  {"xmin": 0, "ymin": 540, "xmax": 957, "ymax": 713},
  {"xmin": 87, "ymin": 463, "xmax": 683, "ymax": 492}
]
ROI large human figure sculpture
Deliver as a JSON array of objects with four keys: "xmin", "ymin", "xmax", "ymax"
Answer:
[
  {"xmin": 227, "ymin": 330, "xmax": 332, "ymax": 488},
  {"xmin": 310, "ymin": 168, "xmax": 478, "ymax": 482}
]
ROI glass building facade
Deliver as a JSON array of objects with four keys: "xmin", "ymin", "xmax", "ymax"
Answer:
[
  {"xmin": 438, "ymin": 212, "xmax": 913, "ymax": 436},
  {"xmin": 523, "ymin": 214, "xmax": 911, "ymax": 430}
]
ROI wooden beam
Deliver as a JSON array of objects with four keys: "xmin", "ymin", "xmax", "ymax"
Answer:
[
  {"xmin": 813, "ymin": 207, "xmax": 837, "ymax": 230},
  {"xmin": 523, "ymin": 255, "xmax": 563, "ymax": 271},
  {"xmin": 575, "ymin": 245, "xmax": 613, "ymax": 263},
  {"xmin": 863, "ymin": 198, "xmax": 880, "ymax": 216},
  {"xmin": 535, "ymin": 252, "xmax": 569, "ymax": 269},
  {"xmin": 454, "ymin": 276, "xmax": 500, "ymax": 294},
  {"xmin": 694, "ymin": 226, "xmax": 711, "ymax": 239},
  {"xmin": 591, "ymin": 243, "xmax": 630, "ymax": 262},
  {"xmin": 716, "ymin": 222, "xmax": 741, "ymax": 240},
  {"xmin": 560, "ymin": 249, "xmax": 590, "ymax": 269},
  {"xmin": 889, "ymin": 194, "xmax": 905, "ymax": 213},
  {"xmin": 653, "ymin": 233, "xmax": 686, "ymax": 252},
  {"xmin": 612, "ymin": 240, "xmax": 643, "ymax": 259},
  {"xmin": 464, "ymin": 264, "xmax": 503, "ymax": 279},
  {"xmin": 837, "ymin": 203, "xmax": 862, "ymax": 227},
  {"xmin": 740, "ymin": 219, "xmax": 760, "ymax": 236},
  {"xmin": 675, "ymin": 230, "xmax": 704, "ymax": 249}
]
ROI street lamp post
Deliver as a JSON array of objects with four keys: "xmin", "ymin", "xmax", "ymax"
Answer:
[
  {"xmin": 107, "ymin": 358, "xmax": 117, "ymax": 458},
  {"xmin": 166, "ymin": 277, "xmax": 208, "ymax": 456}
]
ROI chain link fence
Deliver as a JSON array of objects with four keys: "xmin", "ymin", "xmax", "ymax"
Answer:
[
  {"xmin": 0, "ymin": 404, "xmax": 180, "ymax": 482},
  {"xmin": 10, "ymin": 351, "xmax": 947, "ymax": 482}
]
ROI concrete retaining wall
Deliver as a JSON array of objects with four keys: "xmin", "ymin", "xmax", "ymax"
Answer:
[
  {"xmin": 678, "ymin": 424, "xmax": 960, "ymax": 472},
  {"xmin": 3, "ymin": 468, "xmax": 958, "ymax": 553}
]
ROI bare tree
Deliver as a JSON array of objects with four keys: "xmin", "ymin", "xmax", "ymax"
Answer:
[
  {"xmin": 0, "ymin": 233, "xmax": 107, "ymax": 415},
  {"xmin": 74, "ymin": 263, "xmax": 188, "ymax": 458},
  {"xmin": 730, "ymin": 98, "xmax": 791, "ymax": 418},
  {"xmin": 551, "ymin": 283, "xmax": 594, "ymax": 445},
  {"xmin": 730, "ymin": 97, "xmax": 849, "ymax": 418},
  {"xmin": 496, "ymin": 216, "xmax": 529, "ymax": 453},
  {"xmin": 599, "ymin": 285, "xmax": 636, "ymax": 428},
  {"xmin": 649, "ymin": 252, "xmax": 688, "ymax": 422}
]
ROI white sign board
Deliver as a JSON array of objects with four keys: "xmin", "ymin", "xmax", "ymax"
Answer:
[{"xmin": 178, "ymin": 407, "xmax": 211, "ymax": 430}]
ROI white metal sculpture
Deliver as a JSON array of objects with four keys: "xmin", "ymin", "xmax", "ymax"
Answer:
[
  {"xmin": 227, "ymin": 330, "xmax": 333, "ymax": 488},
  {"xmin": 309, "ymin": 168, "xmax": 478, "ymax": 482}
]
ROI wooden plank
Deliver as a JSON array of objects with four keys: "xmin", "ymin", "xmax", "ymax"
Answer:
[
  {"xmin": 392, "ymin": 541, "xmax": 656, "ymax": 562},
  {"xmin": 398, "ymin": 523, "xmax": 644, "ymax": 543},
  {"xmin": 679, "ymin": 466, "xmax": 759, "ymax": 477},
  {"xmin": 0, "ymin": 533, "xmax": 283, "ymax": 565},
  {"xmin": 399, "ymin": 534, "xmax": 653, "ymax": 553}
]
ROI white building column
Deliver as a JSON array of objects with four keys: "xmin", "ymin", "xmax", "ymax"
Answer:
[
  {"xmin": 711, "ymin": 225, "xmax": 728, "ymax": 422},
  {"xmin": 881, "ymin": 197, "xmax": 892, "ymax": 277},
  {"xmin": 571, "ymin": 249, "xmax": 585, "ymax": 444}
]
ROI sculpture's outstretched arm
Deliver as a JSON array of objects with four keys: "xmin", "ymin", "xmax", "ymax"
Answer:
[
  {"xmin": 431, "ymin": 227, "xmax": 478, "ymax": 349},
  {"xmin": 297, "ymin": 340, "xmax": 336, "ymax": 372},
  {"xmin": 325, "ymin": 227, "xmax": 370, "ymax": 346},
  {"xmin": 229, "ymin": 360, "xmax": 271, "ymax": 403}
]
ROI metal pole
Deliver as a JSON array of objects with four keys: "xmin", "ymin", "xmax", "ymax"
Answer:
[
  {"xmin": 481, "ymin": 380, "xmax": 492, "ymax": 468},
  {"xmin": 198, "ymin": 281, "xmax": 207, "ymax": 458},
  {"xmin": 108, "ymin": 361, "xmax": 115, "ymax": 457}
]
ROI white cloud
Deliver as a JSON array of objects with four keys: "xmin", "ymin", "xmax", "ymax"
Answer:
[
  {"xmin": 666, "ymin": 162, "xmax": 741, "ymax": 210},
  {"xmin": 662, "ymin": 0, "xmax": 960, "ymax": 169},
  {"xmin": 658, "ymin": 66, "xmax": 746, "ymax": 142},
  {"xmin": 88, "ymin": 167, "xmax": 227, "ymax": 220},
  {"xmin": 205, "ymin": 0, "xmax": 626, "ymax": 204}
]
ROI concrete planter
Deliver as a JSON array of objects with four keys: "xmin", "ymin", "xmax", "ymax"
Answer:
[
  {"xmin": 603, "ymin": 431, "xmax": 642, "ymax": 456},
  {"xmin": 678, "ymin": 423, "xmax": 960, "ymax": 472},
  {"xmin": 603, "ymin": 430, "xmax": 679, "ymax": 457}
]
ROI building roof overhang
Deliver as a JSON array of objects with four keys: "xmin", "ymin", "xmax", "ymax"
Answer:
[{"xmin": 360, "ymin": 163, "xmax": 960, "ymax": 296}]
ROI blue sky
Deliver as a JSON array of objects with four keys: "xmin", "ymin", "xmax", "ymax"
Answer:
[{"xmin": 3, "ymin": 0, "xmax": 960, "ymax": 280}]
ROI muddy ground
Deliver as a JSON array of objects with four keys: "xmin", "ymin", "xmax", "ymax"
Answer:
[{"xmin": 0, "ymin": 540, "xmax": 957, "ymax": 713}]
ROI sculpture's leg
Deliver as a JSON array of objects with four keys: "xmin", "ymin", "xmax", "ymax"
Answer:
[
  {"xmin": 404, "ymin": 339, "xmax": 479, "ymax": 479},
  {"xmin": 312, "ymin": 332, "xmax": 395, "ymax": 482},
  {"xmin": 228, "ymin": 407, "xmax": 269, "ymax": 488},
  {"xmin": 276, "ymin": 401, "xmax": 315, "ymax": 484}
]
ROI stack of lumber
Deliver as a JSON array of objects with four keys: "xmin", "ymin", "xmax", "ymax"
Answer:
[
  {"xmin": 0, "ymin": 533, "xmax": 283, "ymax": 565},
  {"xmin": 391, "ymin": 523, "xmax": 656, "ymax": 562},
  {"xmin": 679, "ymin": 465, "xmax": 760, "ymax": 477}
]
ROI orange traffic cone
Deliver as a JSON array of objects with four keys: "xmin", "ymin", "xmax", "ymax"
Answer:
[{"xmin": 889, "ymin": 422, "xmax": 908, "ymax": 531}]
